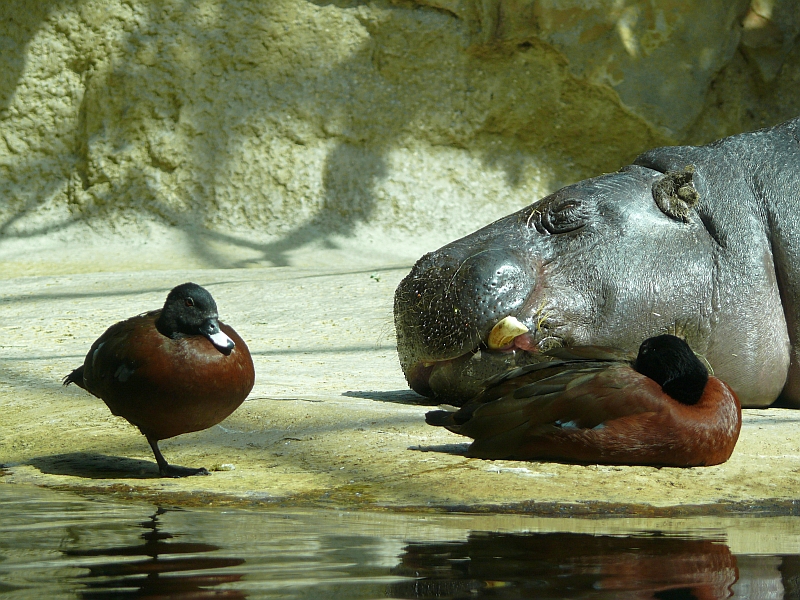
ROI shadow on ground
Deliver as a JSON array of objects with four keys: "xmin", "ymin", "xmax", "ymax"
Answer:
[
  {"xmin": 342, "ymin": 389, "xmax": 436, "ymax": 405},
  {"xmin": 29, "ymin": 452, "xmax": 161, "ymax": 479}
]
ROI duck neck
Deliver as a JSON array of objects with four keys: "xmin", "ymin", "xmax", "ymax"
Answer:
[
  {"xmin": 155, "ymin": 311, "xmax": 180, "ymax": 339},
  {"xmin": 662, "ymin": 372, "xmax": 708, "ymax": 405}
]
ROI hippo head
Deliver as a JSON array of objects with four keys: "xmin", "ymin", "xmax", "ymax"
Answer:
[{"xmin": 395, "ymin": 165, "xmax": 718, "ymax": 404}]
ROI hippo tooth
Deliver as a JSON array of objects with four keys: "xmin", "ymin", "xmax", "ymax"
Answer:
[{"xmin": 487, "ymin": 316, "xmax": 529, "ymax": 350}]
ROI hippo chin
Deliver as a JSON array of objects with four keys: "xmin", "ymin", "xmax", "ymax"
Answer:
[{"xmin": 395, "ymin": 117, "xmax": 800, "ymax": 408}]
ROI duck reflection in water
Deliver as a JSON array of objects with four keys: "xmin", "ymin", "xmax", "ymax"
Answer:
[
  {"xmin": 390, "ymin": 531, "xmax": 739, "ymax": 599},
  {"xmin": 63, "ymin": 508, "xmax": 246, "ymax": 599}
]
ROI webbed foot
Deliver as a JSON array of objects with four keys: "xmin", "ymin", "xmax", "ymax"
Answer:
[
  {"xmin": 158, "ymin": 464, "xmax": 210, "ymax": 478},
  {"xmin": 147, "ymin": 436, "xmax": 210, "ymax": 478}
]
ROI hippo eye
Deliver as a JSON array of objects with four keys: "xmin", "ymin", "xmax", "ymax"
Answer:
[
  {"xmin": 528, "ymin": 197, "xmax": 586, "ymax": 234},
  {"xmin": 185, "ymin": 297, "xmax": 194, "ymax": 307}
]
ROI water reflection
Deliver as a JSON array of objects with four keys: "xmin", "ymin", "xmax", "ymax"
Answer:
[
  {"xmin": 64, "ymin": 508, "xmax": 246, "ymax": 599},
  {"xmin": 782, "ymin": 556, "xmax": 800, "ymax": 598},
  {"xmin": 390, "ymin": 532, "xmax": 745, "ymax": 599},
  {"xmin": 3, "ymin": 485, "xmax": 800, "ymax": 599}
]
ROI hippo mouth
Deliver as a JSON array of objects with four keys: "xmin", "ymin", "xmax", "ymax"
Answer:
[
  {"xmin": 405, "ymin": 315, "xmax": 564, "ymax": 402},
  {"xmin": 393, "ymin": 238, "xmax": 553, "ymax": 404}
]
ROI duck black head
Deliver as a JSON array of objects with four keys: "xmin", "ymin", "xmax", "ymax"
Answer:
[
  {"xmin": 156, "ymin": 282, "xmax": 235, "ymax": 354},
  {"xmin": 634, "ymin": 335, "xmax": 709, "ymax": 405}
]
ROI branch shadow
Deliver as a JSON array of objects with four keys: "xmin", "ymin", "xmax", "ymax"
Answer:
[
  {"xmin": 1, "ymin": 0, "xmax": 595, "ymax": 269},
  {"xmin": 0, "ymin": 1, "xmax": 64, "ymax": 112}
]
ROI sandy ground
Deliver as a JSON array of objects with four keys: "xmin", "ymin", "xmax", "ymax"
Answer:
[{"xmin": 3, "ymin": 225, "xmax": 800, "ymax": 516}]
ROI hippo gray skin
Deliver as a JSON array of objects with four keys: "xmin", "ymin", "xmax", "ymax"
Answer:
[{"xmin": 394, "ymin": 117, "xmax": 800, "ymax": 408}]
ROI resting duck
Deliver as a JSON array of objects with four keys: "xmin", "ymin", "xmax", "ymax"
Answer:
[
  {"xmin": 64, "ymin": 282, "xmax": 255, "ymax": 477},
  {"xmin": 425, "ymin": 335, "xmax": 741, "ymax": 467}
]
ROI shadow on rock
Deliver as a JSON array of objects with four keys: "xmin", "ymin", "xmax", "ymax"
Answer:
[
  {"xmin": 29, "ymin": 452, "xmax": 160, "ymax": 479},
  {"xmin": 409, "ymin": 443, "xmax": 469, "ymax": 455},
  {"xmin": 343, "ymin": 389, "xmax": 438, "ymax": 406}
]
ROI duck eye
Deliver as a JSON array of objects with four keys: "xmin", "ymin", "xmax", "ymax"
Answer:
[{"xmin": 185, "ymin": 297, "xmax": 194, "ymax": 307}]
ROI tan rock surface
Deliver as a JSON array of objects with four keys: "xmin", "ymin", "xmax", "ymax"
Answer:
[
  {"xmin": 3, "ymin": 238, "xmax": 800, "ymax": 516},
  {"xmin": 413, "ymin": 0, "xmax": 752, "ymax": 136},
  {"xmin": 2, "ymin": 0, "xmax": 800, "ymax": 247}
]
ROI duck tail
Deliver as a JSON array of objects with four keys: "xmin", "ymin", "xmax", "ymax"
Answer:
[
  {"xmin": 425, "ymin": 409, "xmax": 455, "ymax": 427},
  {"xmin": 63, "ymin": 366, "xmax": 86, "ymax": 389}
]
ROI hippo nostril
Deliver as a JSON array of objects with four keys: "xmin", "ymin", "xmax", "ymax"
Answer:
[{"xmin": 455, "ymin": 250, "xmax": 534, "ymax": 329}]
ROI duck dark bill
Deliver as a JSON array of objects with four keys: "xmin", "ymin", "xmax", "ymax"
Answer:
[{"xmin": 63, "ymin": 282, "xmax": 255, "ymax": 478}]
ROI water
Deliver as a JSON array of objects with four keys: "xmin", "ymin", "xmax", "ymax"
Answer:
[{"xmin": 2, "ymin": 484, "xmax": 800, "ymax": 599}]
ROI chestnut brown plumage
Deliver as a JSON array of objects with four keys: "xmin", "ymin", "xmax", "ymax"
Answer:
[
  {"xmin": 64, "ymin": 283, "xmax": 255, "ymax": 477},
  {"xmin": 425, "ymin": 335, "xmax": 741, "ymax": 467}
]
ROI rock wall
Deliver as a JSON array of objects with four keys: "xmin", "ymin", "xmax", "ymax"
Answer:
[{"xmin": 1, "ymin": 0, "xmax": 799, "ymax": 249}]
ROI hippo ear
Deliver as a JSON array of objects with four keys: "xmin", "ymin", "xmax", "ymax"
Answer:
[{"xmin": 652, "ymin": 165, "xmax": 700, "ymax": 223}]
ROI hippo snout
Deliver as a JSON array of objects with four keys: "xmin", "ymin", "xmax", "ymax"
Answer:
[
  {"xmin": 394, "ymin": 246, "xmax": 535, "ymax": 399},
  {"xmin": 455, "ymin": 249, "xmax": 533, "ymax": 332}
]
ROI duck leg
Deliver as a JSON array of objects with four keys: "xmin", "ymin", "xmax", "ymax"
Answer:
[{"xmin": 146, "ymin": 436, "xmax": 209, "ymax": 478}]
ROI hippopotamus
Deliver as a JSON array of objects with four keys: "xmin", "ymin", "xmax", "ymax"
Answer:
[{"xmin": 394, "ymin": 117, "xmax": 800, "ymax": 408}]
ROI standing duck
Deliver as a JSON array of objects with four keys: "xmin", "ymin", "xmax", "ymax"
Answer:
[
  {"xmin": 64, "ymin": 282, "xmax": 255, "ymax": 477},
  {"xmin": 425, "ymin": 335, "xmax": 741, "ymax": 467}
]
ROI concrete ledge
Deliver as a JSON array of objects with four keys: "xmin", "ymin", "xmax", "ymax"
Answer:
[{"xmin": 3, "ymin": 245, "xmax": 800, "ymax": 516}]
